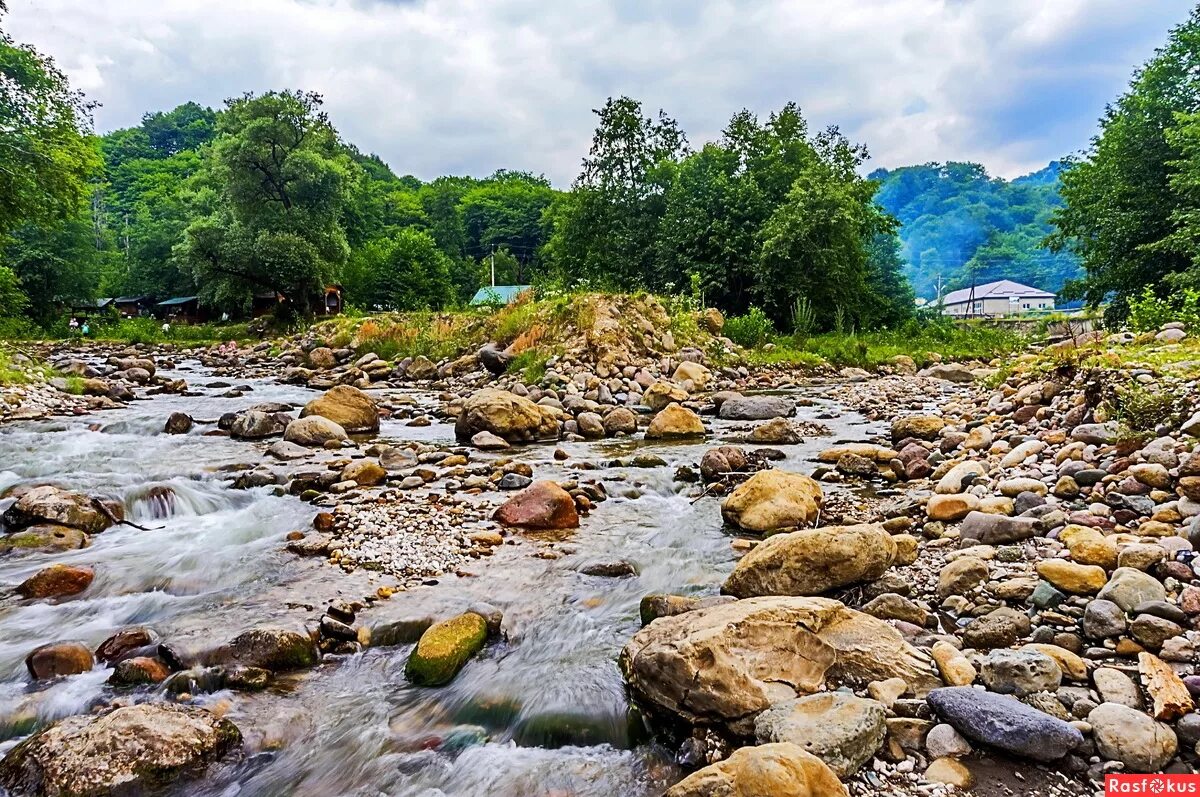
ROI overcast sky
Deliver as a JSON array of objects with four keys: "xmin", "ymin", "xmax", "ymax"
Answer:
[{"xmin": 6, "ymin": 0, "xmax": 1194, "ymax": 185}]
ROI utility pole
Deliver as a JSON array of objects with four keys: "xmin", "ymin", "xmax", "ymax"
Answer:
[{"xmin": 490, "ymin": 248, "xmax": 496, "ymax": 288}]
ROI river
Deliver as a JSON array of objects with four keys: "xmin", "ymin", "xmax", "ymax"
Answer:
[{"xmin": 0, "ymin": 356, "xmax": 880, "ymax": 797}]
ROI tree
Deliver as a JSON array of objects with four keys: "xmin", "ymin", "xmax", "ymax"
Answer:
[
  {"xmin": 343, "ymin": 228, "xmax": 452, "ymax": 311},
  {"xmin": 180, "ymin": 91, "xmax": 356, "ymax": 314},
  {"xmin": 543, "ymin": 97, "xmax": 687, "ymax": 287},
  {"xmin": 1049, "ymin": 7, "xmax": 1200, "ymax": 316},
  {"xmin": 0, "ymin": 6, "xmax": 100, "ymax": 239},
  {"xmin": 756, "ymin": 156, "xmax": 895, "ymax": 329}
]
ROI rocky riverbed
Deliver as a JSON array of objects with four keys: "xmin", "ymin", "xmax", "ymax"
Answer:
[{"xmin": 0, "ymin": 315, "xmax": 1198, "ymax": 796}]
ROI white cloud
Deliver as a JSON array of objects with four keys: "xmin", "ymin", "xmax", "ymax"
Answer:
[{"xmin": 5, "ymin": 0, "xmax": 1193, "ymax": 184}]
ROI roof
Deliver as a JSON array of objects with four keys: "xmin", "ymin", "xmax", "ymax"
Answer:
[
  {"xmin": 114, "ymin": 296, "xmax": 147, "ymax": 303},
  {"xmin": 156, "ymin": 296, "xmax": 199, "ymax": 306},
  {"xmin": 942, "ymin": 280, "xmax": 1056, "ymax": 306},
  {"xmin": 470, "ymin": 285, "xmax": 532, "ymax": 305}
]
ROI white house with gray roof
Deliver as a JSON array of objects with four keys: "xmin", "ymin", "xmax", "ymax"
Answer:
[{"xmin": 940, "ymin": 280, "xmax": 1056, "ymax": 317}]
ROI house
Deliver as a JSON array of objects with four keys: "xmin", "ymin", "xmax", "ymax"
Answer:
[
  {"xmin": 71, "ymin": 298, "xmax": 114, "ymax": 317},
  {"xmin": 252, "ymin": 285, "xmax": 344, "ymax": 317},
  {"xmin": 470, "ymin": 285, "xmax": 532, "ymax": 306},
  {"xmin": 940, "ymin": 280, "xmax": 1056, "ymax": 317},
  {"xmin": 114, "ymin": 296, "xmax": 150, "ymax": 318},
  {"xmin": 153, "ymin": 296, "xmax": 208, "ymax": 324}
]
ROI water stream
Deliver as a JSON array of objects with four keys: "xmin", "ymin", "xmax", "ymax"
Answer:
[{"xmin": 0, "ymin": 360, "xmax": 879, "ymax": 797}]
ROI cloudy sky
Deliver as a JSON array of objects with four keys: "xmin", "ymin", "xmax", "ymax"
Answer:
[{"xmin": 6, "ymin": 0, "xmax": 1194, "ymax": 185}]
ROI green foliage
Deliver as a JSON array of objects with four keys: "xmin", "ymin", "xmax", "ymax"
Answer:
[
  {"xmin": 507, "ymin": 349, "xmax": 549, "ymax": 383},
  {"xmin": 790, "ymin": 296, "xmax": 817, "ymax": 337},
  {"xmin": 543, "ymin": 97, "xmax": 688, "ymax": 289},
  {"xmin": 723, "ymin": 307, "xmax": 775, "ymax": 347},
  {"xmin": 1049, "ymin": 8, "xmax": 1200, "ymax": 314},
  {"xmin": 343, "ymin": 228, "xmax": 453, "ymax": 311},
  {"xmin": 1126, "ymin": 286, "xmax": 1200, "ymax": 331},
  {"xmin": 181, "ymin": 90, "xmax": 353, "ymax": 315},
  {"xmin": 749, "ymin": 316, "xmax": 1025, "ymax": 370},
  {"xmin": 1104, "ymin": 381, "xmax": 1187, "ymax": 434},
  {"xmin": 0, "ymin": 9, "xmax": 100, "ymax": 240}
]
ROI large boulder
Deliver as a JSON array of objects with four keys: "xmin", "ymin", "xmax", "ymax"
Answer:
[
  {"xmin": 2, "ymin": 486, "xmax": 113, "ymax": 534},
  {"xmin": 619, "ymin": 596, "xmax": 940, "ymax": 736},
  {"xmin": 645, "ymin": 403, "xmax": 705, "ymax": 439},
  {"xmin": 25, "ymin": 642, "xmax": 93, "ymax": 679},
  {"xmin": 283, "ymin": 416, "xmax": 349, "ymax": 447},
  {"xmin": 17, "ymin": 564, "xmax": 94, "ymax": 599},
  {"xmin": 926, "ymin": 687, "xmax": 1082, "ymax": 762},
  {"xmin": 754, "ymin": 693, "xmax": 887, "ymax": 778},
  {"xmin": 0, "ymin": 704, "xmax": 241, "ymax": 796},
  {"xmin": 891, "ymin": 415, "xmax": 945, "ymax": 442},
  {"xmin": 664, "ymin": 743, "xmax": 847, "ymax": 797},
  {"xmin": 642, "ymin": 381, "xmax": 690, "ymax": 411},
  {"xmin": 229, "ymin": 410, "xmax": 291, "ymax": 440},
  {"xmin": 454, "ymin": 388, "xmax": 559, "ymax": 442},
  {"xmin": 719, "ymin": 396, "xmax": 795, "ymax": 421},
  {"xmin": 226, "ymin": 627, "xmax": 318, "ymax": 672},
  {"xmin": 405, "ymin": 611, "xmax": 489, "ymax": 686},
  {"xmin": 720, "ymin": 469, "xmax": 823, "ymax": 534},
  {"xmin": 1089, "ymin": 702, "xmax": 1178, "ymax": 772},
  {"xmin": 723, "ymin": 524, "xmax": 896, "ymax": 598},
  {"xmin": 301, "ymin": 385, "xmax": 379, "ymax": 433},
  {"xmin": 493, "ymin": 481, "xmax": 579, "ymax": 530}
]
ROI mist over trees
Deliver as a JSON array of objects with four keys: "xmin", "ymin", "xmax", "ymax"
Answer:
[{"xmin": 871, "ymin": 162, "xmax": 1081, "ymax": 300}]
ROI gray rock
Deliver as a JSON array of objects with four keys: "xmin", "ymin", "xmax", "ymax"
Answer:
[
  {"xmin": 1083, "ymin": 599, "xmax": 1127, "ymax": 639},
  {"xmin": 925, "ymin": 722, "xmax": 972, "ymax": 759},
  {"xmin": 959, "ymin": 512, "xmax": 1041, "ymax": 545},
  {"xmin": 979, "ymin": 649, "xmax": 1062, "ymax": 696},
  {"xmin": 718, "ymin": 396, "xmax": 795, "ymax": 421},
  {"xmin": 1089, "ymin": 702, "xmax": 1178, "ymax": 772},
  {"xmin": 753, "ymin": 692, "xmax": 887, "ymax": 778},
  {"xmin": 927, "ymin": 687, "xmax": 1082, "ymax": 762},
  {"xmin": 1072, "ymin": 422, "xmax": 1120, "ymax": 445},
  {"xmin": 0, "ymin": 704, "xmax": 241, "ymax": 796},
  {"xmin": 1096, "ymin": 568, "xmax": 1167, "ymax": 612}
]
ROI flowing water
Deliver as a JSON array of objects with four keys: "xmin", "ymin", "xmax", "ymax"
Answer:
[{"xmin": 0, "ymin": 359, "xmax": 879, "ymax": 797}]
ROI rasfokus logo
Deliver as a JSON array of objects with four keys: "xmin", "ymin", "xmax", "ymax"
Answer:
[{"xmin": 1107, "ymin": 775, "xmax": 1200, "ymax": 794}]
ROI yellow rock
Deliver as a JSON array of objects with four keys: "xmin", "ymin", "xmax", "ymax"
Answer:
[
  {"xmin": 1036, "ymin": 559, "xmax": 1107, "ymax": 594},
  {"xmin": 892, "ymin": 534, "xmax": 919, "ymax": 566},
  {"xmin": 645, "ymin": 403, "xmax": 705, "ymax": 439},
  {"xmin": 931, "ymin": 641, "xmax": 976, "ymax": 686},
  {"xmin": 720, "ymin": 469, "xmax": 823, "ymax": 533},
  {"xmin": 925, "ymin": 757, "xmax": 974, "ymax": 788},
  {"xmin": 927, "ymin": 493, "xmax": 979, "ymax": 522},
  {"xmin": 665, "ymin": 743, "xmax": 848, "ymax": 797},
  {"xmin": 1023, "ymin": 643, "xmax": 1088, "ymax": 681}
]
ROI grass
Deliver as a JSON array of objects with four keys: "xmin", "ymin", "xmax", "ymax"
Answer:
[
  {"xmin": 0, "ymin": 316, "xmax": 255, "ymax": 347},
  {"xmin": 743, "ymin": 319, "xmax": 1028, "ymax": 370}
]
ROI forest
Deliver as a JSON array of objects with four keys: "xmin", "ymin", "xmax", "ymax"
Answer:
[{"xmin": 4, "ymin": 4, "xmax": 1200, "ymax": 331}]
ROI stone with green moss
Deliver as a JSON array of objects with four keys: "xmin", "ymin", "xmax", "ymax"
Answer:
[{"xmin": 405, "ymin": 612, "xmax": 488, "ymax": 686}]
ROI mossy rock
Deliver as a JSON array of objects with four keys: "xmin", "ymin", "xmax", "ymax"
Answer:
[{"xmin": 405, "ymin": 612, "xmax": 488, "ymax": 686}]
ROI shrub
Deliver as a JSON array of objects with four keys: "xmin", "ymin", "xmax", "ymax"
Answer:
[
  {"xmin": 723, "ymin": 307, "xmax": 775, "ymax": 348},
  {"xmin": 1104, "ymin": 382, "xmax": 1187, "ymax": 433},
  {"xmin": 1127, "ymin": 286, "xmax": 1200, "ymax": 332}
]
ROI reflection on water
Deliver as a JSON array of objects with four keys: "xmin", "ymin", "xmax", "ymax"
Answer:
[{"xmin": 0, "ymin": 362, "xmax": 870, "ymax": 796}]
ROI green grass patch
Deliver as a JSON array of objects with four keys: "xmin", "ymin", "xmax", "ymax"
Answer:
[{"xmin": 745, "ymin": 318, "xmax": 1028, "ymax": 370}]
